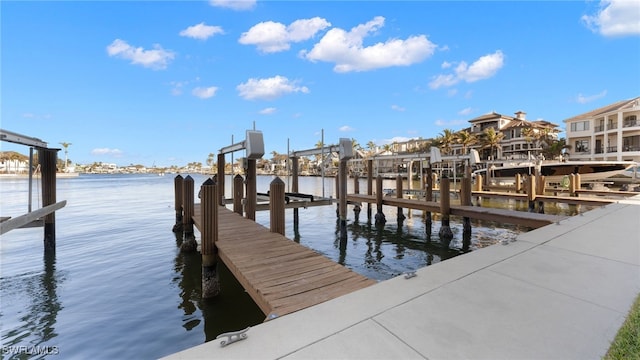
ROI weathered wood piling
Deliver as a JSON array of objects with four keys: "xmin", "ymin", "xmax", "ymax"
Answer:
[
  {"xmin": 200, "ymin": 178, "xmax": 220, "ymax": 298},
  {"xmin": 375, "ymin": 175, "xmax": 386, "ymax": 226},
  {"xmin": 173, "ymin": 175, "xmax": 184, "ymax": 232},
  {"xmin": 438, "ymin": 176, "xmax": 453, "ymax": 243},
  {"xmin": 233, "ymin": 174, "xmax": 243, "ymax": 215},
  {"xmin": 269, "ymin": 177, "xmax": 285, "ymax": 235},
  {"xmin": 181, "ymin": 175, "xmax": 197, "ymax": 252},
  {"xmin": 39, "ymin": 148, "xmax": 58, "ymax": 254},
  {"xmin": 396, "ymin": 175, "xmax": 405, "ymax": 223},
  {"xmin": 425, "ymin": 166, "xmax": 433, "ymax": 241}
]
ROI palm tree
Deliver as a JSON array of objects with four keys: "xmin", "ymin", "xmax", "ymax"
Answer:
[
  {"xmin": 59, "ymin": 142, "xmax": 72, "ymax": 172},
  {"xmin": 543, "ymin": 138, "xmax": 571, "ymax": 160},
  {"xmin": 481, "ymin": 127, "xmax": 504, "ymax": 160},
  {"xmin": 522, "ymin": 127, "xmax": 535, "ymax": 151},
  {"xmin": 382, "ymin": 144, "xmax": 392, "ymax": 153},
  {"xmin": 366, "ymin": 141, "xmax": 377, "ymax": 156},
  {"xmin": 436, "ymin": 129, "xmax": 456, "ymax": 155},
  {"xmin": 456, "ymin": 130, "xmax": 477, "ymax": 155}
]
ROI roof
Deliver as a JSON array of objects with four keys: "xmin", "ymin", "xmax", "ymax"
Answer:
[
  {"xmin": 563, "ymin": 96, "xmax": 640, "ymax": 123},
  {"xmin": 468, "ymin": 112, "xmax": 514, "ymax": 123}
]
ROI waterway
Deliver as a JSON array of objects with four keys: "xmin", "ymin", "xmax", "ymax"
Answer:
[{"xmin": 0, "ymin": 174, "xmax": 588, "ymax": 359}]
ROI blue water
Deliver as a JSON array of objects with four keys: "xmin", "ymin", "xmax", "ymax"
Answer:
[{"xmin": 0, "ymin": 174, "xmax": 581, "ymax": 358}]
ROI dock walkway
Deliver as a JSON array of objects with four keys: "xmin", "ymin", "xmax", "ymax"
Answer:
[
  {"xmin": 192, "ymin": 205, "xmax": 376, "ymax": 320},
  {"xmin": 347, "ymin": 193, "xmax": 565, "ymax": 228},
  {"xmin": 166, "ymin": 195, "xmax": 640, "ymax": 360}
]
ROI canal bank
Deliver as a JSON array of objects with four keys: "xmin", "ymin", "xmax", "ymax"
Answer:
[{"xmin": 165, "ymin": 195, "xmax": 640, "ymax": 359}]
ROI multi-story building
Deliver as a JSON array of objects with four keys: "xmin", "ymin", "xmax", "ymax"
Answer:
[
  {"xmin": 564, "ymin": 97, "xmax": 640, "ymax": 162},
  {"xmin": 460, "ymin": 110, "xmax": 560, "ymax": 160}
]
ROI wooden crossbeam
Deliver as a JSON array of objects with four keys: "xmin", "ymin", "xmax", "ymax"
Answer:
[{"xmin": 0, "ymin": 201, "xmax": 66, "ymax": 235}]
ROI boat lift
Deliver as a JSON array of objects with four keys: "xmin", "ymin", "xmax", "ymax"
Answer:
[{"xmin": 0, "ymin": 129, "xmax": 67, "ymax": 253}]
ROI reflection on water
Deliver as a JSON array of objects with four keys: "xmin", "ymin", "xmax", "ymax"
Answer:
[
  {"xmin": 0, "ymin": 174, "xmax": 594, "ymax": 358},
  {"xmin": 1, "ymin": 253, "xmax": 64, "ymax": 359}
]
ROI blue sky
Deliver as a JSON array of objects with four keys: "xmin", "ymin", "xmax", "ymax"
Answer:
[{"xmin": 2, "ymin": 0, "xmax": 639, "ymax": 167}]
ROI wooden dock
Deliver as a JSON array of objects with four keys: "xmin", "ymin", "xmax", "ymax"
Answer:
[
  {"xmin": 192, "ymin": 204, "xmax": 376, "ymax": 320},
  {"xmin": 346, "ymin": 194, "xmax": 564, "ymax": 228}
]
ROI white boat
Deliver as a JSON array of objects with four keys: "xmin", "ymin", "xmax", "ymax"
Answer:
[{"xmin": 473, "ymin": 160, "xmax": 637, "ymax": 185}]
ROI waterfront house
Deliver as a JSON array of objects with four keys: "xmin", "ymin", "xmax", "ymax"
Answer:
[{"xmin": 564, "ymin": 97, "xmax": 640, "ymax": 163}]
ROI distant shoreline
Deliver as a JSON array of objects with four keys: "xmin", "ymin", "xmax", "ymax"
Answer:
[{"xmin": 0, "ymin": 172, "xmax": 80, "ymax": 179}]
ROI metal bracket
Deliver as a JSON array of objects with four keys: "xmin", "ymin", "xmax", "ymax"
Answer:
[
  {"xmin": 216, "ymin": 327, "xmax": 250, "ymax": 347},
  {"xmin": 404, "ymin": 271, "xmax": 416, "ymax": 279}
]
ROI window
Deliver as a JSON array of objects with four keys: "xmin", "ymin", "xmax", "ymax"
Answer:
[
  {"xmin": 574, "ymin": 140, "xmax": 589, "ymax": 153},
  {"xmin": 570, "ymin": 121, "xmax": 590, "ymax": 132},
  {"xmin": 624, "ymin": 115, "xmax": 638, "ymax": 127}
]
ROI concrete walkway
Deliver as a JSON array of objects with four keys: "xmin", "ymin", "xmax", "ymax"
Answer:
[{"xmin": 164, "ymin": 196, "xmax": 640, "ymax": 360}]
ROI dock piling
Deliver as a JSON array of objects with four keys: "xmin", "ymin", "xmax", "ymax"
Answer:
[
  {"xmin": 39, "ymin": 148, "xmax": 58, "ymax": 254},
  {"xmin": 396, "ymin": 175, "xmax": 405, "ymax": 223},
  {"xmin": 233, "ymin": 174, "xmax": 244, "ymax": 215},
  {"xmin": 527, "ymin": 175, "xmax": 536, "ymax": 212},
  {"xmin": 338, "ymin": 159, "xmax": 348, "ymax": 240},
  {"xmin": 181, "ymin": 175, "xmax": 197, "ymax": 252},
  {"xmin": 367, "ymin": 160, "xmax": 373, "ymax": 221},
  {"xmin": 245, "ymin": 159, "xmax": 257, "ymax": 221},
  {"xmin": 217, "ymin": 154, "xmax": 225, "ymax": 206},
  {"xmin": 353, "ymin": 175, "xmax": 361, "ymax": 221},
  {"xmin": 200, "ymin": 178, "xmax": 220, "ymax": 298},
  {"xmin": 425, "ymin": 166, "xmax": 433, "ymax": 241},
  {"xmin": 173, "ymin": 175, "xmax": 184, "ymax": 232},
  {"xmin": 438, "ymin": 176, "xmax": 453, "ymax": 244},
  {"xmin": 269, "ymin": 177, "xmax": 286, "ymax": 235},
  {"xmin": 375, "ymin": 175, "xmax": 386, "ymax": 226},
  {"xmin": 461, "ymin": 175, "xmax": 472, "ymax": 251}
]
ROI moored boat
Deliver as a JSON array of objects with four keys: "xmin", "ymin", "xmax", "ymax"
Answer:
[{"xmin": 473, "ymin": 160, "xmax": 637, "ymax": 185}]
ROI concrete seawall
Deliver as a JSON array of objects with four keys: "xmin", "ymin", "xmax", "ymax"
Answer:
[{"xmin": 164, "ymin": 195, "xmax": 640, "ymax": 359}]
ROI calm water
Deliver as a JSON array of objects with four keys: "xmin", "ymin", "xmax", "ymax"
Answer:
[{"xmin": 0, "ymin": 174, "xmax": 587, "ymax": 359}]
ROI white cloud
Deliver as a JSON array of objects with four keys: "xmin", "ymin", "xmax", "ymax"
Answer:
[
  {"xmin": 91, "ymin": 148, "xmax": 123, "ymax": 156},
  {"xmin": 391, "ymin": 104, "xmax": 406, "ymax": 112},
  {"xmin": 576, "ymin": 90, "xmax": 607, "ymax": 104},
  {"xmin": 239, "ymin": 17, "xmax": 331, "ymax": 53},
  {"xmin": 339, "ymin": 125, "xmax": 354, "ymax": 132},
  {"xmin": 429, "ymin": 50, "xmax": 504, "ymax": 89},
  {"xmin": 259, "ymin": 107, "xmax": 277, "ymax": 114},
  {"xmin": 192, "ymin": 86, "xmax": 218, "ymax": 99},
  {"xmin": 458, "ymin": 107, "xmax": 473, "ymax": 116},
  {"xmin": 209, "ymin": 0, "xmax": 256, "ymax": 10},
  {"xmin": 22, "ymin": 113, "xmax": 52, "ymax": 120},
  {"xmin": 382, "ymin": 136, "xmax": 412, "ymax": 144},
  {"xmin": 300, "ymin": 16, "xmax": 437, "ymax": 72},
  {"xmin": 237, "ymin": 75, "xmax": 309, "ymax": 100},
  {"xmin": 582, "ymin": 0, "xmax": 640, "ymax": 37},
  {"xmin": 441, "ymin": 61, "xmax": 452, "ymax": 69},
  {"xmin": 106, "ymin": 39, "xmax": 175, "ymax": 70},
  {"xmin": 179, "ymin": 22, "xmax": 224, "ymax": 40}
]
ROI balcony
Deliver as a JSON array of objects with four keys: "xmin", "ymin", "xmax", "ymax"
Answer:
[
  {"xmin": 595, "ymin": 147, "xmax": 604, "ymax": 154},
  {"xmin": 606, "ymin": 146, "xmax": 618, "ymax": 153},
  {"xmin": 607, "ymin": 122, "xmax": 618, "ymax": 130},
  {"xmin": 623, "ymin": 145, "xmax": 640, "ymax": 152},
  {"xmin": 623, "ymin": 119, "xmax": 638, "ymax": 128},
  {"xmin": 594, "ymin": 125, "xmax": 604, "ymax": 132}
]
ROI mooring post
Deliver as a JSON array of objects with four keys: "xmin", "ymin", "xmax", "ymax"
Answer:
[
  {"xmin": 268, "ymin": 177, "xmax": 286, "ymax": 235},
  {"xmin": 173, "ymin": 175, "xmax": 184, "ymax": 232},
  {"xmin": 245, "ymin": 159, "xmax": 257, "ymax": 221},
  {"xmin": 425, "ymin": 166, "xmax": 433, "ymax": 241},
  {"xmin": 335, "ymin": 173, "xmax": 340, "ymax": 217},
  {"xmin": 438, "ymin": 176, "xmax": 453, "ymax": 244},
  {"xmin": 367, "ymin": 159, "xmax": 373, "ymax": 221},
  {"xmin": 537, "ymin": 175, "xmax": 546, "ymax": 213},
  {"xmin": 396, "ymin": 175, "xmax": 405, "ymax": 223},
  {"xmin": 353, "ymin": 174, "xmax": 361, "ymax": 221},
  {"xmin": 575, "ymin": 173, "xmax": 581, "ymax": 197},
  {"xmin": 375, "ymin": 175, "xmax": 386, "ymax": 226},
  {"xmin": 233, "ymin": 174, "xmax": 243, "ymax": 215},
  {"xmin": 200, "ymin": 178, "xmax": 220, "ymax": 298},
  {"xmin": 39, "ymin": 148, "xmax": 58, "ymax": 254},
  {"xmin": 291, "ymin": 156, "xmax": 299, "ymax": 223},
  {"xmin": 569, "ymin": 174, "xmax": 576, "ymax": 196},
  {"xmin": 338, "ymin": 159, "xmax": 348, "ymax": 240},
  {"xmin": 515, "ymin": 173, "xmax": 522, "ymax": 193},
  {"xmin": 181, "ymin": 175, "xmax": 197, "ymax": 252},
  {"xmin": 527, "ymin": 174, "xmax": 537, "ymax": 212},
  {"xmin": 217, "ymin": 154, "xmax": 225, "ymax": 206},
  {"xmin": 461, "ymin": 173, "xmax": 472, "ymax": 251}
]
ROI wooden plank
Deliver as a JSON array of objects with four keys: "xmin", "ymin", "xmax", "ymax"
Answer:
[
  {"xmin": 192, "ymin": 205, "xmax": 378, "ymax": 319},
  {"xmin": 450, "ymin": 205, "xmax": 563, "ymax": 228},
  {"xmin": 0, "ymin": 201, "xmax": 67, "ymax": 235}
]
